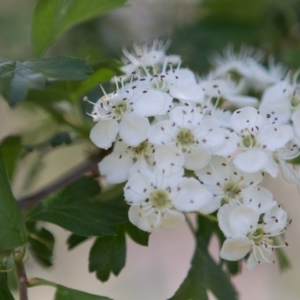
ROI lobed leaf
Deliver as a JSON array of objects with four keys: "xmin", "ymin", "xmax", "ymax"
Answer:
[
  {"xmin": 27, "ymin": 222, "xmax": 55, "ymax": 267},
  {"xmin": 26, "ymin": 177, "xmax": 128, "ymax": 237},
  {"xmin": 0, "ymin": 57, "xmax": 92, "ymax": 107},
  {"xmin": 54, "ymin": 285, "xmax": 113, "ymax": 300},
  {"xmin": 0, "ymin": 152, "xmax": 27, "ymax": 253},
  {"xmin": 89, "ymin": 226, "xmax": 126, "ymax": 282},
  {"xmin": 0, "ymin": 261, "xmax": 14, "ymax": 300},
  {"xmin": 32, "ymin": 0, "xmax": 127, "ymax": 56},
  {"xmin": 0, "ymin": 135, "xmax": 23, "ymax": 180}
]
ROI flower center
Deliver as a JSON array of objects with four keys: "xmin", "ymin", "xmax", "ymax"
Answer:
[
  {"xmin": 248, "ymin": 227, "xmax": 271, "ymax": 246},
  {"xmin": 150, "ymin": 77, "xmax": 169, "ymax": 92},
  {"xmin": 128, "ymin": 141, "xmax": 151, "ymax": 159},
  {"xmin": 221, "ymin": 182, "xmax": 241, "ymax": 204},
  {"xmin": 241, "ymin": 134, "xmax": 258, "ymax": 149},
  {"xmin": 149, "ymin": 190, "xmax": 170, "ymax": 209},
  {"xmin": 291, "ymin": 95, "xmax": 300, "ymax": 109},
  {"xmin": 112, "ymin": 100, "xmax": 130, "ymax": 117},
  {"xmin": 176, "ymin": 128, "xmax": 195, "ymax": 151}
]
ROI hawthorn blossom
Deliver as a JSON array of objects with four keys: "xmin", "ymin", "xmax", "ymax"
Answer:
[
  {"xmin": 218, "ymin": 202, "xmax": 289, "ymax": 270},
  {"xmin": 89, "ymin": 81, "xmax": 150, "ymax": 149},
  {"xmin": 149, "ymin": 106, "xmax": 225, "ymax": 170},
  {"xmin": 120, "ymin": 40, "xmax": 180, "ymax": 81},
  {"xmin": 230, "ymin": 107, "xmax": 293, "ymax": 175},
  {"xmin": 195, "ymin": 156, "xmax": 267, "ymax": 210},
  {"xmin": 124, "ymin": 165, "xmax": 213, "ymax": 232}
]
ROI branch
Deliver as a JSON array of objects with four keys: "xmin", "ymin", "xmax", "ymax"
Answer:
[
  {"xmin": 15, "ymin": 248, "xmax": 28, "ymax": 300},
  {"xmin": 18, "ymin": 150, "xmax": 110, "ymax": 212}
]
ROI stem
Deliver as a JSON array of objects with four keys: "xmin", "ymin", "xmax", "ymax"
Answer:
[
  {"xmin": 198, "ymin": 212, "xmax": 218, "ymax": 222},
  {"xmin": 185, "ymin": 213, "xmax": 196, "ymax": 237},
  {"xmin": 14, "ymin": 248, "xmax": 28, "ymax": 300},
  {"xmin": 18, "ymin": 150, "xmax": 111, "ymax": 212}
]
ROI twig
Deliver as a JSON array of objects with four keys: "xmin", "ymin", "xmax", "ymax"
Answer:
[
  {"xmin": 14, "ymin": 248, "xmax": 28, "ymax": 300},
  {"xmin": 18, "ymin": 150, "xmax": 110, "ymax": 212}
]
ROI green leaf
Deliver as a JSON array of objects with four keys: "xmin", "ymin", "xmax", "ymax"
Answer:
[
  {"xmin": 89, "ymin": 226, "xmax": 126, "ymax": 282},
  {"xmin": 66, "ymin": 234, "xmax": 89, "ymax": 250},
  {"xmin": 0, "ymin": 57, "xmax": 92, "ymax": 107},
  {"xmin": 26, "ymin": 177, "xmax": 128, "ymax": 237},
  {"xmin": 32, "ymin": 0, "xmax": 127, "ymax": 57},
  {"xmin": 124, "ymin": 222, "xmax": 149, "ymax": 246},
  {"xmin": 0, "ymin": 261, "xmax": 15, "ymax": 300},
  {"xmin": 54, "ymin": 285, "xmax": 113, "ymax": 300},
  {"xmin": 27, "ymin": 222, "xmax": 55, "ymax": 267},
  {"xmin": 169, "ymin": 216, "xmax": 238, "ymax": 300},
  {"xmin": 0, "ymin": 152, "xmax": 27, "ymax": 253},
  {"xmin": 0, "ymin": 136, "xmax": 23, "ymax": 180}
]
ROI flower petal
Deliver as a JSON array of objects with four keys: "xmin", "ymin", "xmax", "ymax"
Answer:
[
  {"xmin": 99, "ymin": 152, "xmax": 133, "ymax": 184},
  {"xmin": 229, "ymin": 205, "xmax": 259, "ymax": 236},
  {"xmin": 119, "ymin": 112, "xmax": 150, "ymax": 146},
  {"xmin": 233, "ymin": 150, "xmax": 267, "ymax": 173},
  {"xmin": 160, "ymin": 210, "xmax": 185, "ymax": 229},
  {"xmin": 184, "ymin": 147, "xmax": 212, "ymax": 170},
  {"xmin": 90, "ymin": 119, "xmax": 118, "ymax": 149},
  {"xmin": 133, "ymin": 90, "xmax": 173, "ymax": 117},
  {"xmin": 172, "ymin": 178, "xmax": 213, "ymax": 212},
  {"xmin": 220, "ymin": 236, "xmax": 252, "ymax": 261},
  {"xmin": 124, "ymin": 170, "xmax": 152, "ymax": 203}
]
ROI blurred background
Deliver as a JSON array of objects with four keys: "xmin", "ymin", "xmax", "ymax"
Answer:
[{"xmin": 1, "ymin": 0, "xmax": 300, "ymax": 299}]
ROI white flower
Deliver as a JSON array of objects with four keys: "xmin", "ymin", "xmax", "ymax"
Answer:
[
  {"xmin": 98, "ymin": 140, "xmax": 155, "ymax": 184},
  {"xmin": 120, "ymin": 40, "xmax": 180, "ymax": 81},
  {"xmin": 149, "ymin": 106, "xmax": 225, "ymax": 170},
  {"xmin": 89, "ymin": 81, "xmax": 150, "ymax": 149},
  {"xmin": 124, "ymin": 166, "xmax": 213, "ymax": 232},
  {"xmin": 195, "ymin": 156, "xmax": 266, "ymax": 211},
  {"xmin": 230, "ymin": 107, "xmax": 293, "ymax": 174},
  {"xmin": 260, "ymin": 73, "xmax": 300, "ymax": 125},
  {"xmin": 199, "ymin": 78, "xmax": 259, "ymax": 108},
  {"xmin": 218, "ymin": 202, "xmax": 288, "ymax": 270}
]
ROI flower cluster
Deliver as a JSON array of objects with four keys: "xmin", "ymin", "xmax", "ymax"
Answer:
[{"xmin": 88, "ymin": 41, "xmax": 299, "ymax": 270}]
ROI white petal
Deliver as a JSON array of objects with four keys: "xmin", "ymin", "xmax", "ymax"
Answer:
[
  {"xmin": 229, "ymin": 205, "xmax": 259, "ymax": 236},
  {"xmin": 160, "ymin": 210, "xmax": 185, "ymax": 229},
  {"xmin": 133, "ymin": 90, "xmax": 173, "ymax": 117},
  {"xmin": 218, "ymin": 203, "xmax": 239, "ymax": 238},
  {"xmin": 128, "ymin": 206, "xmax": 152, "ymax": 232},
  {"xmin": 233, "ymin": 150, "xmax": 268, "ymax": 173},
  {"xmin": 99, "ymin": 152, "xmax": 133, "ymax": 184},
  {"xmin": 231, "ymin": 107, "xmax": 265, "ymax": 133},
  {"xmin": 260, "ymin": 82, "xmax": 291, "ymax": 124},
  {"xmin": 184, "ymin": 147, "xmax": 212, "ymax": 170},
  {"xmin": 170, "ymin": 106, "xmax": 203, "ymax": 127},
  {"xmin": 225, "ymin": 95, "xmax": 259, "ymax": 108},
  {"xmin": 242, "ymin": 186, "xmax": 274, "ymax": 214},
  {"xmin": 263, "ymin": 152, "xmax": 278, "ymax": 177},
  {"xmin": 170, "ymin": 84, "xmax": 205, "ymax": 103},
  {"xmin": 198, "ymin": 119, "xmax": 225, "ymax": 149},
  {"xmin": 149, "ymin": 120, "xmax": 174, "ymax": 145},
  {"xmin": 154, "ymin": 145, "xmax": 185, "ymax": 176},
  {"xmin": 279, "ymin": 159, "xmax": 300, "ymax": 185},
  {"xmin": 90, "ymin": 119, "xmax": 118, "ymax": 149},
  {"xmin": 128, "ymin": 157, "xmax": 150, "ymax": 178},
  {"xmin": 124, "ymin": 170, "xmax": 152, "ymax": 203},
  {"xmin": 173, "ymin": 68, "xmax": 198, "ymax": 86},
  {"xmin": 220, "ymin": 236, "xmax": 252, "ymax": 261},
  {"xmin": 173, "ymin": 177, "xmax": 213, "ymax": 212},
  {"xmin": 119, "ymin": 112, "xmax": 150, "ymax": 146},
  {"xmin": 258, "ymin": 125, "xmax": 293, "ymax": 151}
]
